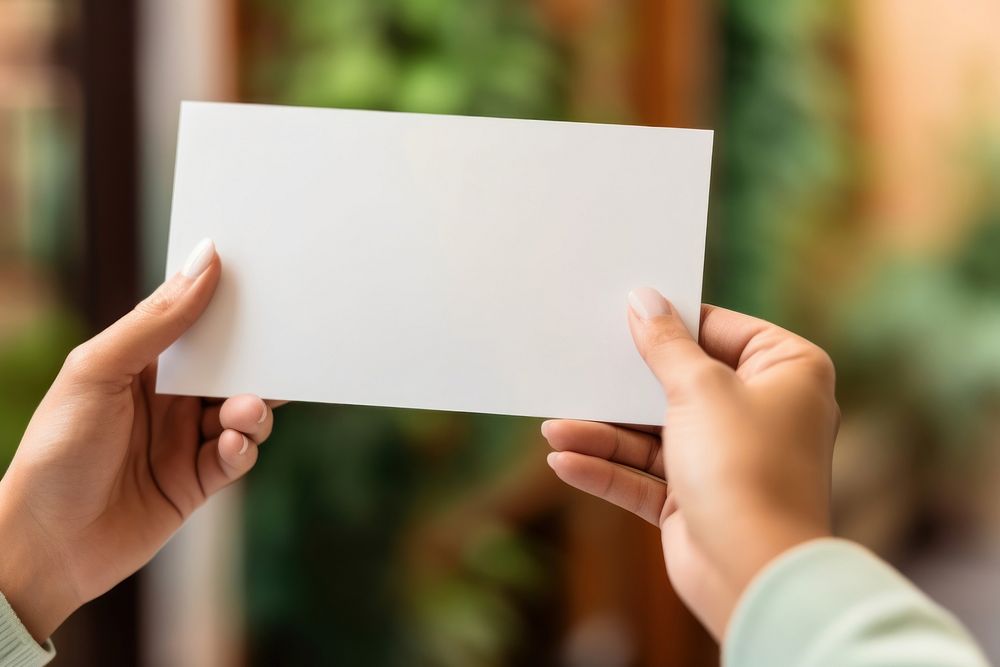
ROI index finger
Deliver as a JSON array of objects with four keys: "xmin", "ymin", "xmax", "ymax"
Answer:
[{"xmin": 699, "ymin": 304, "xmax": 801, "ymax": 368}]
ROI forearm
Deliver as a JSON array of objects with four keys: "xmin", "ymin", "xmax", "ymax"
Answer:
[{"xmin": 724, "ymin": 539, "xmax": 990, "ymax": 667}]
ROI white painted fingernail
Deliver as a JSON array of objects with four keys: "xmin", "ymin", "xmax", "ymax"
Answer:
[
  {"xmin": 181, "ymin": 238, "xmax": 215, "ymax": 278},
  {"xmin": 257, "ymin": 403, "xmax": 268, "ymax": 424},
  {"xmin": 239, "ymin": 434, "xmax": 249, "ymax": 455},
  {"xmin": 628, "ymin": 287, "xmax": 671, "ymax": 321}
]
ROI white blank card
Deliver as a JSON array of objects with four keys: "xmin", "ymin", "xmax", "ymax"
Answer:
[{"xmin": 157, "ymin": 102, "xmax": 713, "ymax": 425}]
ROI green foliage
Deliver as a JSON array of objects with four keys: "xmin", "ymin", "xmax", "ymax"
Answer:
[
  {"xmin": 710, "ymin": 0, "xmax": 850, "ymax": 322},
  {"xmin": 834, "ymin": 182, "xmax": 1000, "ymax": 461},
  {"xmin": 245, "ymin": 403, "xmax": 542, "ymax": 665},
  {"xmin": 409, "ymin": 523, "xmax": 546, "ymax": 667},
  {"xmin": 0, "ymin": 312, "xmax": 82, "ymax": 470},
  {"xmin": 712, "ymin": 1, "xmax": 1000, "ymax": 469},
  {"xmin": 242, "ymin": 4, "xmax": 567, "ymax": 663},
  {"xmin": 248, "ymin": 0, "xmax": 566, "ymax": 120}
]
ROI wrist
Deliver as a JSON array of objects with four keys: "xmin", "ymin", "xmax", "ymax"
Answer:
[
  {"xmin": 0, "ymin": 483, "xmax": 79, "ymax": 642},
  {"xmin": 694, "ymin": 495, "xmax": 831, "ymax": 596},
  {"xmin": 725, "ymin": 509, "xmax": 832, "ymax": 593},
  {"xmin": 733, "ymin": 521, "xmax": 831, "ymax": 591}
]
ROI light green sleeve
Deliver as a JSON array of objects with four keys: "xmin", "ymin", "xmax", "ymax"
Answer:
[
  {"xmin": 0, "ymin": 592, "xmax": 55, "ymax": 667},
  {"xmin": 724, "ymin": 538, "xmax": 991, "ymax": 667}
]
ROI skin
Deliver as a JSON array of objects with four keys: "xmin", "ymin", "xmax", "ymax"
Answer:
[
  {"xmin": 543, "ymin": 291, "xmax": 840, "ymax": 638},
  {"xmin": 0, "ymin": 247, "xmax": 277, "ymax": 642},
  {"xmin": 0, "ymin": 268, "xmax": 835, "ymax": 645}
]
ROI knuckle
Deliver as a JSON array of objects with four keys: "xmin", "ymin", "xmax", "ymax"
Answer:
[
  {"xmin": 646, "ymin": 322, "xmax": 692, "ymax": 353},
  {"xmin": 803, "ymin": 344, "xmax": 837, "ymax": 387},
  {"xmin": 135, "ymin": 281, "xmax": 196, "ymax": 330},
  {"xmin": 644, "ymin": 336, "xmax": 694, "ymax": 373},
  {"xmin": 137, "ymin": 291, "xmax": 173, "ymax": 318},
  {"xmin": 63, "ymin": 343, "xmax": 98, "ymax": 377},
  {"xmin": 771, "ymin": 335, "xmax": 837, "ymax": 388},
  {"xmin": 686, "ymin": 361, "xmax": 732, "ymax": 392},
  {"xmin": 798, "ymin": 345, "xmax": 841, "ymax": 431},
  {"xmin": 664, "ymin": 360, "xmax": 731, "ymax": 403},
  {"xmin": 175, "ymin": 307, "xmax": 196, "ymax": 330},
  {"xmin": 632, "ymin": 477, "xmax": 651, "ymax": 517},
  {"xmin": 136, "ymin": 282, "xmax": 181, "ymax": 319},
  {"xmin": 258, "ymin": 419, "xmax": 274, "ymax": 443},
  {"xmin": 601, "ymin": 466, "xmax": 618, "ymax": 499}
]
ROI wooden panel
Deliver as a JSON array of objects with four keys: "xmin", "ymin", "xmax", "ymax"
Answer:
[
  {"xmin": 52, "ymin": 1, "xmax": 142, "ymax": 665},
  {"xmin": 852, "ymin": 0, "xmax": 1000, "ymax": 249},
  {"xmin": 631, "ymin": 0, "xmax": 716, "ymax": 128},
  {"xmin": 538, "ymin": 1, "xmax": 720, "ymax": 664},
  {"xmin": 80, "ymin": 0, "xmax": 139, "ymax": 330}
]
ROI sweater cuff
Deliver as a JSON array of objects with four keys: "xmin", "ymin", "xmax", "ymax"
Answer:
[
  {"xmin": 0, "ymin": 592, "xmax": 55, "ymax": 667},
  {"xmin": 722, "ymin": 538, "xmax": 984, "ymax": 667}
]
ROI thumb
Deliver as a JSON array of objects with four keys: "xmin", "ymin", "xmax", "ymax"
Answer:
[
  {"xmin": 65, "ymin": 238, "xmax": 220, "ymax": 386},
  {"xmin": 627, "ymin": 287, "xmax": 730, "ymax": 402}
]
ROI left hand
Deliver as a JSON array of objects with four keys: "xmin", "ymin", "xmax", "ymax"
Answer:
[
  {"xmin": 542, "ymin": 293, "xmax": 838, "ymax": 638},
  {"xmin": 0, "ymin": 239, "xmax": 278, "ymax": 642}
]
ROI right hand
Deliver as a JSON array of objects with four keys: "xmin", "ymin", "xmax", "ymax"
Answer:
[
  {"xmin": 0, "ymin": 239, "xmax": 278, "ymax": 642},
  {"xmin": 542, "ymin": 289, "xmax": 840, "ymax": 637}
]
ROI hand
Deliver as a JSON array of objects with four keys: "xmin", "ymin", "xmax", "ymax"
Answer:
[
  {"xmin": 0, "ymin": 239, "xmax": 277, "ymax": 642},
  {"xmin": 542, "ymin": 288, "xmax": 839, "ymax": 637}
]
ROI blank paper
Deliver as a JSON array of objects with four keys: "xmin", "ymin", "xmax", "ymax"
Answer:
[{"xmin": 156, "ymin": 102, "xmax": 713, "ymax": 425}]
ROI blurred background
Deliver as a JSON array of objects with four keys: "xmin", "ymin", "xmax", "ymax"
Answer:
[{"xmin": 1, "ymin": 0, "xmax": 999, "ymax": 665}]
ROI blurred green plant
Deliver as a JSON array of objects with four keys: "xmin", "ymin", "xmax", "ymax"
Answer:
[
  {"xmin": 710, "ymin": 0, "xmax": 1000, "ymax": 481},
  {"xmin": 834, "ymin": 150, "xmax": 1000, "ymax": 464},
  {"xmin": 248, "ymin": 0, "xmax": 566, "ymax": 120},
  {"xmin": 0, "ymin": 312, "xmax": 82, "ymax": 470},
  {"xmin": 709, "ymin": 1, "xmax": 850, "ymax": 322},
  {"xmin": 242, "ymin": 1, "xmax": 566, "ymax": 664},
  {"xmin": 245, "ymin": 404, "xmax": 549, "ymax": 666},
  {"xmin": 409, "ymin": 522, "xmax": 547, "ymax": 667}
]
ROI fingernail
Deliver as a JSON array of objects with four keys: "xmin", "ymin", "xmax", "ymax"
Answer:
[
  {"xmin": 540, "ymin": 421, "xmax": 553, "ymax": 438},
  {"xmin": 628, "ymin": 287, "xmax": 671, "ymax": 321},
  {"xmin": 546, "ymin": 451, "xmax": 562, "ymax": 467},
  {"xmin": 257, "ymin": 403, "xmax": 268, "ymax": 424},
  {"xmin": 239, "ymin": 434, "xmax": 250, "ymax": 455},
  {"xmin": 181, "ymin": 237, "xmax": 215, "ymax": 278}
]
